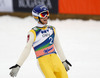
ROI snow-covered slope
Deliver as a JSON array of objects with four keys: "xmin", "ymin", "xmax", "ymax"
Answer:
[{"xmin": 0, "ymin": 15, "xmax": 100, "ymax": 78}]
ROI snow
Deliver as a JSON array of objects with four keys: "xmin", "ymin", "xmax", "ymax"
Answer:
[{"xmin": 0, "ymin": 15, "xmax": 100, "ymax": 78}]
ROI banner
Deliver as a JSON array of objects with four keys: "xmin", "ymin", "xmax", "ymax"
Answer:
[
  {"xmin": 0, "ymin": 0, "xmax": 13, "ymax": 12},
  {"xmin": 59, "ymin": 0, "xmax": 100, "ymax": 15},
  {"xmin": 13, "ymin": 0, "xmax": 58, "ymax": 13}
]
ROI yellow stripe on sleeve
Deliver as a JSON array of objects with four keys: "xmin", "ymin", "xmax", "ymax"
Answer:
[
  {"xmin": 53, "ymin": 27, "xmax": 56, "ymax": 35},
  {"xmin": 30, "ymin": 29, "xmax": 36, "ymax": 42}
]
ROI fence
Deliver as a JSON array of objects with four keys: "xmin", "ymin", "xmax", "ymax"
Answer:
[{"xmin": 0, "ymin": 0, "xmax": 100, "ymax": 20}]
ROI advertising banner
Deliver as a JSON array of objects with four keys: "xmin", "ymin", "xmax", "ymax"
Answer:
[
  {"xmin": 13, "ymin": 0, "xmax": 58, "ymax": 13},
  {"xmin": 0, "ymin": 0, "xmax": 13, "ymax": 12},
  {"xmin": 59, "ymin": 0, "xmax": 100, "ymax": 15}
]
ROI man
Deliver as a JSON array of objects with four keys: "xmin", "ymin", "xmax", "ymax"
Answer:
[{"xmin": 9, "ymin": 5, "xmax": 72, "ymax": 78}]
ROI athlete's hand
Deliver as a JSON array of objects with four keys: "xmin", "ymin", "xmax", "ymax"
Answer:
[
  {"xmin": 9, "ymin": 64, "xmax": 20, "ymax": 77},
  {"xmin": 62, "ymin": 60, "xmax": 72, "ymax": 71}
]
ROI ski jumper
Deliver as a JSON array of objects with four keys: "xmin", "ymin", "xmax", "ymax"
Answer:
[{"xmin": 30, "ymin": 25, "xmax": 68, "ymax": 78}]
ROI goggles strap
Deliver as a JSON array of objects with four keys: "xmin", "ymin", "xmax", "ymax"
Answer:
[{"xmin": 38, "ymin": 17, "xmax": 44, "ymax": 24}]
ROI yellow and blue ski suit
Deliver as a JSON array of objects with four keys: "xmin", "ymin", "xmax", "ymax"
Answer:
[{"xmin": 30, "ymin": 26, "xmax": 68, "ymax": 78}]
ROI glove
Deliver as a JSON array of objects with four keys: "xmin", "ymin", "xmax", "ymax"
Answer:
[
  {"xmin": 9, "ymin": 64, "xmax": 20, "ymax": 77},
  {"xmin": 62, "ymin": 60, "xmax": 72, "ymax": 71}
]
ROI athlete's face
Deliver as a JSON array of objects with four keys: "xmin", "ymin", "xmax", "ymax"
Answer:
[{"xmin": 40, "ymin": 16, "xmax": 48, "ymax": 24}]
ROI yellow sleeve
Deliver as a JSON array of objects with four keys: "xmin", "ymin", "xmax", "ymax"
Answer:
[
  {"xmin": 53, "ymin": 27, "xmax": 56, "ymax": 35},
  {"xmin": 30, "ymin": 29, "xmax": 36, "ymax": 42}
]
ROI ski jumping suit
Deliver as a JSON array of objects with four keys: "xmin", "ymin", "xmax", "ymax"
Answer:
[{"xmin": 30, "ymin": 26, "xmax": 68, "ymax": 78}]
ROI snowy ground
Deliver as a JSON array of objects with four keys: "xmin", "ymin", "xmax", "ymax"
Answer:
[{"xmin": 0, "ymin": 15, "xmax": 100, "ymax": 78}]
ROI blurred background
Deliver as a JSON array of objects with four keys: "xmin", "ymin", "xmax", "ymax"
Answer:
[
  {"xmin": 0, "ymin": 0, "xmax": 100, "ymax": 20},
  {"xmin": 0, "ymin": 0, "xmax": 100, "ymax": 78}
]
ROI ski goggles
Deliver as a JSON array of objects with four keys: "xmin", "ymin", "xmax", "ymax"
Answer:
[{"xmin": 39, "ymin": 11, "xmax": 49, "ymax": 18}]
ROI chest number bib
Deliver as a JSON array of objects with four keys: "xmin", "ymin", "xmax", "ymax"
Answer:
[{"xmin": 31, "ymin": 26, "xmax": 56, "ymax": 58}]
